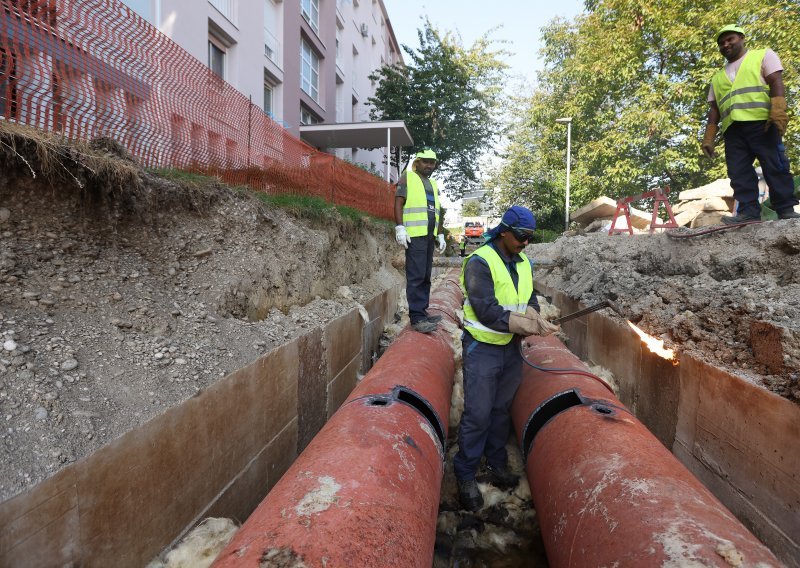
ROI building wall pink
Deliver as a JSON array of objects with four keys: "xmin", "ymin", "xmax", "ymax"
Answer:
[{"xmin": 121, "ymin": 0, "xmax": 404, "ymax": 175}]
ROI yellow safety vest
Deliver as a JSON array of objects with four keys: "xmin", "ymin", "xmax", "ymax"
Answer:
[
  {"xmin": 402, "ymin": 171, "xmax": 440, "ymax": 237},
  {"xmin": 460, "ymin": 245, "xmax": 534, "ymax": 345},
  {"xmin": 712, "ymin": 49, "xmax": 770, "ymax": 134}
]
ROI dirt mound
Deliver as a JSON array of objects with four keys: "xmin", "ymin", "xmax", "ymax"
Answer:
[
  {"xmin": 530, "ymin": 224, "xmax": 800, "ymax": 401},
  {"xmin": 0, "ymin": 126, "xmax": 402, "ymax": 501}
]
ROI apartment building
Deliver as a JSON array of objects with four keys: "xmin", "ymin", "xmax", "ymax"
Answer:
[{"xmin": 121, "ymin": 0, "xmax": 409, "ymax": 180}]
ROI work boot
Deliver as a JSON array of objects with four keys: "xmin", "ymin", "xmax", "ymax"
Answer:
[
  {"xmin": 457, "ymin": 478, "xmax": 484, "ymax": 512},
  {"xmin": 425, "ymin": 314, "xmax": 443, "ymax": 323},
  {"xmin": 485, "ymin": 463, "xmax": 519, "ymax": 490},
  {"xmin": 777, "ymin": 210, "xmax": 800, "ymax": 220},
  {"xmin": 411, "ymin": 319, "xmax": 438, "ymax": 334},
  {"xmin": 721, "ymin": 212, "xmax": 761, "ymax": 225}
]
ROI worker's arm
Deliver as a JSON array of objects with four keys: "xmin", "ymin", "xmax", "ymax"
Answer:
[
  {"xmin": 437, "ymin": 206, "xmax": 445, "ymax": 234},
  {"xmin": 463, "ymin": 256, "xmax": 511, "ymax": 332},
  {"xmin": 394, "ymin": 172, "xmax": 408, "ymax": 225},
  {"xmin": 394, "ymin": 196, "xmax": 405, "ymax": 226},
  {"xmin": 764, "ymin": 70, "xmax": 785, "ymax": 97},
  {"xmin": 702, "ymin": 101, "xmax": 721, "ymax": 158}
]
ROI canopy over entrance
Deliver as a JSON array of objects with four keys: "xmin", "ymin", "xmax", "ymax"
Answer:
[{"xmin": 299, "ymin": 120, "xmax": 413, "ymax": 181}]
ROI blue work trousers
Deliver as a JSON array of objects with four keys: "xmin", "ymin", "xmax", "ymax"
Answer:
[
  {"xmin": 724, "ymin": 121, "xmax": 798, "ymax": 216},
  {"xmin": 453, "ymin": 333, "xmax": 523, "ymax": 481},
  {"xmin": 405, "ymin": 235, "xmax": 434, "ymax": 325}
]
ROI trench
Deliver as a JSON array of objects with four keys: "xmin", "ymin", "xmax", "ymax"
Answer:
[{"xmin": 3, "ymin": 275, "xmax": 797, "ymax": 567}]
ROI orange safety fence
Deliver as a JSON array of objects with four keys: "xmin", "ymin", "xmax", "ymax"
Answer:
[{"xmin": 0, "ymin": 0, "xmax": 395, "ymax": 220}]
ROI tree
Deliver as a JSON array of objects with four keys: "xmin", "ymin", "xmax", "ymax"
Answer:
[
  {"xmin": 461, "ymin": 200, "xmax": 481, "ymax": 217},
  {"xmin": 368, "ymin": 19, "xmax": 509, "ymax": 199},
  {"xmin": 493, "ymin": 0, "xmax": 800, "ymax": 231}
]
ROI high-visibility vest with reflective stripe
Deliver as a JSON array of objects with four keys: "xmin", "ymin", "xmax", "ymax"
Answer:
[
  {"xmin": 460, "ymin": 245, "xmax": 534, "ymax": 345},
  {"xmin": 402, "ymin": 171, "xmax": 440, "ymax": 237},
  {"xmin": 712, "ymin": 49, "xmax": 770, "ymax": 134}
]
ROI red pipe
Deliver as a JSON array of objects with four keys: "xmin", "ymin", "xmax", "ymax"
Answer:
[
  {"xmin": 212, "ymin": 272, "xmax": 462, "ymax": 568},
  {"xmin": 511, "ymin": 335, "xmax": 781, "ymax": 567}
]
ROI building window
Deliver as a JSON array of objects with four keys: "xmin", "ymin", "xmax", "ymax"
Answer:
[
  {"xmin": 300, "ymin": 40, "xmax": 319, "ymax": 102},
  {"xmin": 208, "ymin": 37, "xmax": 226, "ymax": 79},
  {"xmin": 264, "ymin": 82, "xmax": 273, "ymax": 116},
  {"xmin": 300, "ymin": 105, "xmax": 320, "ymax": 125},
  {"xmin": 301, "ymin": 0, "xmax": 319, "ymax": 33}
]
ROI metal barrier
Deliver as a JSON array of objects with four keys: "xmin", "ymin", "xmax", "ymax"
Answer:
[{"xmin": 0, "ymin": 0, "xmax": 394, "ymax": 219}]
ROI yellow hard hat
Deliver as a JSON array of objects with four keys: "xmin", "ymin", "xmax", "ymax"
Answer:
[
  {"xmin": 414, "ymin": 148, "xmax": 438, "ymax": 161},
  {"xmin": 716, "ymin": 24, "xmax": 744, "ymax": 41}
]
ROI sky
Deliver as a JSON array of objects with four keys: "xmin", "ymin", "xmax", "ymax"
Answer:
[
  {"xmin": 381, "ymin": 1, "xmax": 585, "ymax": 217},
  {"xmin": 381, "ymin": 0, "xmax": 586, "ymax": 85}
]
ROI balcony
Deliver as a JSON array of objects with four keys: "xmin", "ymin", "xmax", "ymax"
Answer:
[
  {"xmin": 264, "ymin": 28, "xmax": 281, "ymax": 67},
  {"xmin": 209, "ymin": 0, "xmax": 235, "ymax": 23}
]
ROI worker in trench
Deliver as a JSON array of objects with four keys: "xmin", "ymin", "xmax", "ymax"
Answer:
[
  {"xmin": 394, "ymin": 148, "xmax": 447, "ymax": 334},
  {"xmin": 701, "ymin": 24, "xmax": 799, "ymax": 223},
  {"xmin": 455, "ymin": 206, "xmax": 560, "ymax": 511}
]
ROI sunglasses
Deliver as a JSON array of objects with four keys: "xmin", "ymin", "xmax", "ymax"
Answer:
[{"xmin": 508, "ymin": 226, "xmax": 535, "ymax": 243}]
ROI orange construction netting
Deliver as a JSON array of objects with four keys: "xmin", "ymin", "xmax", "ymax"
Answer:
[{"xmin": 0, "ymin": 0, "xmax": 395, "ymax": 219}]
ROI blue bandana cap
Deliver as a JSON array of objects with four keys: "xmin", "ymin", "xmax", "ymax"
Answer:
[{"xmin": 484, "ymin": 206, "xmax": 536, "ymax": 241}]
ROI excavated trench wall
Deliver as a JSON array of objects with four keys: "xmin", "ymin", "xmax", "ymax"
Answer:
[
  {"xmin": 0, "ymin": 287, "xmax": 400, "ymax": 567},
  {"xmin": 539, "ymin": 283, "xmax": 800, "ymax": 567}
]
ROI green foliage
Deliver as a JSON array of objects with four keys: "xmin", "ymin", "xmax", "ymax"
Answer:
[
  {"xmin": 493, "ymin": 0, "xmax": 800, "ymax": 232},
  {"xmin": 531, "ymin": 229, "xmax": 560, "ymax": 244},
  {"xmin": 461, "ymin": 200, "xmax": 481, "ymax": 217},
  {"xmin": 368, "ymin": 19, "xmax": 510, "ymax": 198}
]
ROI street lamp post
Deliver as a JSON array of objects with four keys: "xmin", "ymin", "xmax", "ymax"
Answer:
[{"xmin": 555, "ymin": 117, "xmax": 572, "ymax": 232}]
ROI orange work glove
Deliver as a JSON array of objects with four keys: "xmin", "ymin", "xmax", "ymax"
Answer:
[
  {"xmin": 765, "ymin": 96, "xmax": 788, "ymax": 137},
  {"xmin": 701, "ymin": 123, "xmax": 718, "ymax": 158}
]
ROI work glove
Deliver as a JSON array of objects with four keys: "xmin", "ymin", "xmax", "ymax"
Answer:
[
  {"xmin": 701, "ymin": 123, "xmax": 718, "ymax": 158},
  {"xmin": 395, "ymin": 225, "xmax": 410, "ymax": 249},
  {"xmin": 765, "ymin": 96, "xmax": 789, "ymax": 137},
  {"xmin": 508, "ymin": 311, "xmax": 560, "ymax": 337},
  {"xmin": 437, "ymin": 234, "xmax": 446, "ymax": 253}
]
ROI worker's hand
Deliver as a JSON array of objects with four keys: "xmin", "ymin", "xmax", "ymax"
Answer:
[
  {"xmin": 701, "ymin": 123, "xmax": 718, "ymax": 158},
  {"xmin": 437, "ymin": 234, "xmax": 446, "ymax": 253},
  {"xmin": 765, "ymin": 96, "xmax": 788, "ymax": 137},
  {"xmin": 508, "ymin": 311, "xmax": 560, "ymax": 337},
  {"xmin": 395, "ymin": 225, "xmax": 410, "ymax": 249},
  {"xmin": 525, "ymin": 308, "xmax": 561, "ymax": 335}
]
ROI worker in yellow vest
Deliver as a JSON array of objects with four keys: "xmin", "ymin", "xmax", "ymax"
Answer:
[
  {"xmin": 701, "ymin": 24, "xmax": 799, "ymax": 224},
  {"xmin": 454, "ymin": 206, "xmax": 559, "ymax": 512},
  {"xmin": 394, "ymin": 149, "xmax": 446, "ymax": 334}
]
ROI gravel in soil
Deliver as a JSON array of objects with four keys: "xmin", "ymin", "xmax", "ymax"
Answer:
[{"xmin": 529, "ymin": 224, "xmax": 800, "ymax": 402}]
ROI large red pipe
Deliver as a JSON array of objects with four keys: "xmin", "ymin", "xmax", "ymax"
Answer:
[
  {"xmin": 511, "ymin": 335, "xmax": 781, "ymax": 566},
  {"xmin": 212, "ymin": 273, "xmax": 462, "ymax": 568}
]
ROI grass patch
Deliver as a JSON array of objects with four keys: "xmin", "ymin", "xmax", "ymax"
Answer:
[
  {"xmin": 254, "ymin": 192, "xmax": 390, "ymax": 227},
  {"xmin": 147, "ymin": 167, "xmax": 219, "ymax": 186}
]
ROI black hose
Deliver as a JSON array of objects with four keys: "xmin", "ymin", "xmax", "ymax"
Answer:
[{"xmin": 518, "ymin": 341, "xmax": 615, "ymax": 394}]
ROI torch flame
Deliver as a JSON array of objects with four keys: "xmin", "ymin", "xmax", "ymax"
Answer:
[{"xmin": 627, "ymin": 321, "xmax": 677, "ymax": 364}]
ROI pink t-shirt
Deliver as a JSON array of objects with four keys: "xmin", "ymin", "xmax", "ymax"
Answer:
[{"xmin": 707, "ymin": 49, "xmax": 783, "ymax": 101}]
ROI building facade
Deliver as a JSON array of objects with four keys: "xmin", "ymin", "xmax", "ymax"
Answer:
[{"xmin": 121, "ymin": 0, "xmax": 404, "ymax": 177}]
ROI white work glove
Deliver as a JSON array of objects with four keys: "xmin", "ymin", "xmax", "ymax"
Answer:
[
  {"xmin": 508, "ymin": 311, "xmax": 560, "ymax": 337},
  {"xmin": 437, "ymin": 234, "xmax": 446, "ymax": 253},
  {"xmin": 395, "ymin": 225, "xmax": 410, "ymax": 249}
]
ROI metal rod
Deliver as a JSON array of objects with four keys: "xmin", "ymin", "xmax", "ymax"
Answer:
[{"xmin": 552, "ymin": 300, "xmax": 610, "ymax": 325}]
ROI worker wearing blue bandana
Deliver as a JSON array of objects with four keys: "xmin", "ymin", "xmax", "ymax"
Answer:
[{"xmin": 454, "ymin": 206, "xmax": 560, "ymax": 512}]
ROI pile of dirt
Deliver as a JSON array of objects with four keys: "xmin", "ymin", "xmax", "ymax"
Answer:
[
  {"xmin": 0, "ymin": 127, "xmax": 403, "ymax": 501},
  {"xmin": 530, "ymin": 224, "xmax": 800, "ymax": 401}
]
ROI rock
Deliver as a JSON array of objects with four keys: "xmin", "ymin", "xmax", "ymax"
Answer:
[
  {"xmin": 3, "ymin": 340, "xmax": 17, "ymax": 352},
  {"xmin": 61, "ymin": 359, "xmax": 79, "ymax": 371},
  {"xmin": 34, "ymin": 407, "xmax": 48, "ymax": 421}
]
